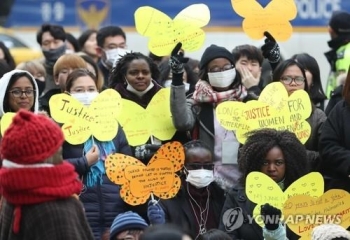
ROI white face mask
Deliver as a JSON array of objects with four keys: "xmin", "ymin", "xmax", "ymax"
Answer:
[
  {"xmin": 163, "ymin": 80, "xmax": 190, "ymax": 92},
  {"xmin": 126, "ymin": 79, "xmax": 154, "ymax": 98},
  {"xmin": 208, "ymin": 68, "xmax": 236, "ymax": 88},
  {"xmin": 71, "ymin": 92, "xmax": 99, "ymax": 106},
  {"xmin": 186, "ymin": 169, "xmax": 214, "ymax": 188},
  {"xmin": 104, "ymin": 48, "xmax": 130, "ymax": 67}
]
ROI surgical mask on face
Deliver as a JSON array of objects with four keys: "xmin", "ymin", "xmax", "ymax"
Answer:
[
  {"xmin": 208, "ymin": 68, "xmax": 236, "ymax": 88},
  {"xmin": 103, "ymin": 48, "xmax": 130, "ymax": 67},
  {"xmin": 42, "ymin": 44, "xmax": 66, "ymax": 64},
  {"xmin": 163, "ymin": 80, "xmax": 190, "ymax": 92},
  {"xmin": 186, "ymin": 169, "xmax": 214, "ymax": 188},
  {"xmin": 71, "ymin": 92, "xmax": 99, "ymax": 106},
  {"xmin": 65, "ymin": 49, "xmax": 75, "ymax": 54}
]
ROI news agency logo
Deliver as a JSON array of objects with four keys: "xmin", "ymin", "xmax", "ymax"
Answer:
[
  {"xmin": 222, "ymin": 207, "xmax": 343, "ymax": 232},
  {"xmin": 222, "ymin": 207, "xmax": 245, "ymax": 232}
]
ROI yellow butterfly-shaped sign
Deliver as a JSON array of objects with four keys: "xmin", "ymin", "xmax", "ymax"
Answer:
[
  {"xmin": 0, "ymin": 112, "xmax": 15, "ymax": 136},
  {"xmin": 117, "ymin": 88, "xmax": 176, "ymax": 146},
  {"xmin": 49, "ymin": 89, "xmax": 122, "ymax": 145},
  {"xmin": 105, "ymin": 141, "xmax": 185, "ymax": 205},
  {"xmin": 231, "ymin": 0, "xmax": 297, "ymax": 41},
  {"xmin": 283, "ymin": 189, "xmax": 350, "ymax": 240},
  {"xmin": 246, "ymin": 171, "xmax": 324, "ymax": 227},
  {"xmin": 134, "ymin": 4, "xmax": 210, "ymax": 56},
  {"xmin": 216, "ymin": 82, "xmax": 312, "ymax": 144}
]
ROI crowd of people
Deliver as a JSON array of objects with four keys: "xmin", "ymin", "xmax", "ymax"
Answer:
[{"xmin": 0, "ymin": 8, "xmax": 349, "ymax": 240}]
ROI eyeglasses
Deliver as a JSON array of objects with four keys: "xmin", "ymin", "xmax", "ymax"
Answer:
[
  {"xmin": 186, "ymin": 163, "xmax": 214, "ymax": 170},
  {"xmin": 208, "ymin": 64, "xmax": 233, "ymax": 73},
  {"xmin": 280, "ymin": 76, "xmax": 305, "ymax": 85},
  {"xmin": 9, "ymin": 89, "xmax": 35, "ymax": 98}
]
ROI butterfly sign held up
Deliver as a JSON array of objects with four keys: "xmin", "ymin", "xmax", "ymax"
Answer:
[
  {"xmin": 105, "ymin": 141, "xmax": 185, "ymax": 206},
  {"xmin": 283, "ymin": 189, "xmax": 350, "ymax": 240},
  {"xmin": 231, "ymin": 0, "xmax": 297, "ymax": 41},
  {"xmin": 246, "ymin": 171, "xmax": 324, "ymax": 227},
  {"xmin": 117, "ymin": 88, "xmax": 176, "ymax": 146},
  {"xmin": 215, "ymin": 82, "xmax": 312, "ymax": 144},
  {"xmin": 0, "ymin": 112, "xmax": 15, "ymax": 136},
  {"xmin": 134, "ymin": 4, "xmax": 210, "ymax": 56},
  {"xmin": 49, "ymin": 89, "xmax": 122, "ymax": 145}
]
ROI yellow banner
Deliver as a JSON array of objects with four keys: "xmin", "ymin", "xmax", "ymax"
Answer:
[
  {"xmin": 231, "ymin": 0, "xmax": 297, "ymax": 41},
  {"xmin": 49, "ymin": 89, "xmax": 122, "ymax": 144},
  {"xmin": 216, "ymin": 82, "xmax": 312, "ymax": 144},
  {"xmin": 134, "ymin": 4, "xmax": 210, "ymax": 56},
  {"xmin": 118, "ymin": 88, "xmax": 176, "ymax": 146}
]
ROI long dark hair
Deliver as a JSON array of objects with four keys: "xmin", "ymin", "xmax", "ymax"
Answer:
[
  {"xmin": 291, "ymin": 53, "xmax": 327, "ymax": 105},
  {"xmin": 3, "ymin": 72, "xmax": 36, "ymax": 113},
  {"xmin": 273, "ymin": 59, "xmax": 308, "ymax": 92}
]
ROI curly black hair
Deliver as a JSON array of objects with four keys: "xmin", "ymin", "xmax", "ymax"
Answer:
[
  {"xmin": 238, "ymin": 129, "xmax": 309, "ymax": 189},
  {"xmin": 108, "ymin": 52, "xmax": 160, "ymax": 89}
]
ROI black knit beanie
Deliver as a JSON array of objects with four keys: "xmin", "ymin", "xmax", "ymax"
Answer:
[{"xmin": 199, "ymin": 44, "xmax": 234, "ymax": 70}]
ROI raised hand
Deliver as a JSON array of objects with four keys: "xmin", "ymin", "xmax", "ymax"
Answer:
[{"xmin": 261, "ymin": 31, "xmax": 281, "ymax": 64}]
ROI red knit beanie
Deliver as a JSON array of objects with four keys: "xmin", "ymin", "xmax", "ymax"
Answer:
[{"xmin": 1, "ymin": 110, "xmax": 64, "ymax": 164}]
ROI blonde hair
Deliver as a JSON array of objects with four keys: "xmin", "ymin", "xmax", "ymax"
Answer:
[
  {"xmin": 53, "ymin": 54, "xmax": 87, "ymax": 78},
  {"xmin": 16, "ymin": 60, "xmax": 46, "ymax": 77}
]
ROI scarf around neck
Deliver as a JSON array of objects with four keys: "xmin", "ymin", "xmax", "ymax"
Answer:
[
  {"xmin": 192, "ymin": 80, "xmax": 247, "ymax": 104},
  {"xmin": 0, "ymin": 161, "xmax": 82, "ymax": 233}
]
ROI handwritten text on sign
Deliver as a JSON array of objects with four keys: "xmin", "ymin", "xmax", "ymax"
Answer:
[
  {"xmin": 134, "ymin": 4, "xmax": 210, "ymax": 56},
  {"xmin": 49, "ymin": 89, "xmax": 122, "ymax": 145},
  {"xmin": 216, "ymin": 82, "xmax": 312, "ymax": 144},
  {"xmin": 231, "ymin": 0, "xmax": 297, "ymax": 41},
  {"xmin": 246, "ymin": 171, "xmax": 324, "ymax": 227},
  {"xmin": 283, "ymin": 189, "xmax": 350, "ymax": 239},
  {"xmin": 105, "ymin": 142, "xmax": 185, "ymax": 205}
]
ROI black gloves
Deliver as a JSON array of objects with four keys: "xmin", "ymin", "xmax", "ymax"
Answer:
[
  {"xmin": 261, "ymin": 32, "xmax": 281, "ymax": 67},
  {"xmin": 260, "ymin": 203, "xmax": 281, "ymax": 231},
  {"xmin": 134, "ymin": 144, "xmax": 161, "ymax": 161},
  {"xmin": 169, "ymin": 43, "xmax": 189, "ymax": 86}
]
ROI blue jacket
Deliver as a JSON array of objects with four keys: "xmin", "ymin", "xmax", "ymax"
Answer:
[{"xmin": 63, "ymin": 125, "xmax": 132, "ymax": 240}]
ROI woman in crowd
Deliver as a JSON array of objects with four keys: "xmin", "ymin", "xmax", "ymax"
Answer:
[
  {"xmin": 291, "ymin": 53, "xmax": 327, "ymax": 110},
  {"xmin": 169, "ymin": 43, "xmax": 260, "ymax": 190},
  {"xmin": 219, "ymin": 129, "xmax": 309, "ymax": 239},
  {"xmin": 319, "ymin": 69, "xmax": 350, "ymax": 192},
  {"xmin": 0, "ymin": 69, "xmax": 39, "ymax": 118},
  {"xmin": 60, "ymin": 69, "xmax": 132, "ymax": 239},
  {"xmin": 78, "ymin": 29, "xmax": 98, "ymax": 62},
  {"xmin": 160, "ymin": 140, "xmax": 225, "ymax": 240},
  {"xmin": 272, "ymin": 59, "xmax": 327, "ymax": 170}
]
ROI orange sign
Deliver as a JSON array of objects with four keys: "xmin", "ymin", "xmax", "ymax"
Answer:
[{"xmin": 105, "ymin": 142, "xmax": 185, "ymax": 205}]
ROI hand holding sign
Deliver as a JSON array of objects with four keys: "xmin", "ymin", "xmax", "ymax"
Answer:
[
  {"xmin": 283, "ymin": 189, "xmax": 350, "ymax": 239},
  {"xmin": 118, "ymin": 88, "xmax": 176, "ymax": 146},
  {"xmin": 216, "ymin": 82, "xmax": 312, "ymax": 144},
  {"xmin": 134, "ymin": 4, "xmax": 210, "ymax": 56},
  {"xmin": 246, "ymin": 171, "xmax": 324, "ymax": 227},
  {"xmin": 49, "ymin": 89, "xmax": 122, "ymax": 144},
  {"xmin": 105, "ymin": 142, "xmax": 185, "ymax": 205},
  {"xmin": 231, "ymin": 0, "xmax": 297, "ymax": 41}
]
